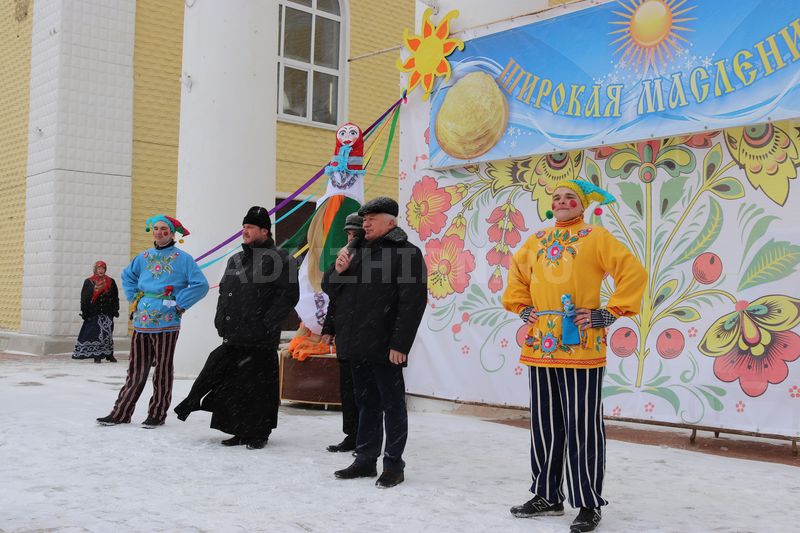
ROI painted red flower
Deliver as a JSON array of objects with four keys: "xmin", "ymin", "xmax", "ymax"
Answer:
[
  {"xmin": 735, "ymin": 401, "xmax": 745, "ymax": 413},
  {"xmin": 488, "ymin": 266, "xmax": 504, "ymax": 293},
  {"xmin": 789, "ymin": 385, "xmax": 800, "ymax": 399},
  {"xmin": 487, "ymin": 202, "xmax": 527, "ymax": 247},
  {"xmin": 406, "ymin": 176, "xmax": 452, "ymax": 240},
  {"xmin": 699, "ymin": 295, "xmax": 800, "ymax": 397},
  {"xmin": 425, "ymin": 235, "xmax": 476, "ymax": 299},
  {"xmin": 644, "ymin": 402, "xmax": 655, "ymax": 413}
]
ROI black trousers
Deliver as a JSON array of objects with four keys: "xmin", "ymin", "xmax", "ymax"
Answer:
[
  {"xmin": 350, "ymin": 359, "xmax": 408, "ymax": 471},
  {"xmin": 338, "ymin": 358, "xmax": 358, "ymax": 437}
]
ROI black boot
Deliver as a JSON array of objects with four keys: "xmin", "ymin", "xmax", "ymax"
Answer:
[
  {"xmin": 96, "ymin": 415, "xmax": 124, "ymax": 426},
  {"xmin": 326, "ymin": 434, "xmax": 356, "ymax": 452},
  {"xmin": 570, "ymin": 508, "xmax": 602, "ymax": 532},
  {"xmin": 141, "ymin": 417, "xmax": 164, "ymax": 428},
  {"xmin": 246, "ymin": 437, "xmax": 268, "ymax": 450},
  {"xmin": 334, "ymin": 461, "xmax": 377, "ymax": 479},
  {"xmin": 94, "ymin": 358, "xmax": 102, "ymax": 364},
  {"xmin": 221, "ymin": 436, "xmax": 244, "ymax": 446},
  {"xmin": 510, "ymin": 495, "xmax": 565, "ymax": 518},
  {"xmin": 106, "ymin": 355, "xmax": 118, "ymax": 362},
  {"xmin": 375, "ymin": 470, "xmax": 404, "ymax": 488}
]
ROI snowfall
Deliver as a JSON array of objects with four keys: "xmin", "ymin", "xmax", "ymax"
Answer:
[{"xmin": 1, "ymin": 354, "xmax": 798, "ymax": 533}]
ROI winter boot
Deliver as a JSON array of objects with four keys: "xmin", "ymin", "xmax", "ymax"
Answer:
[
  {"xmin": 106, "ymin": 355, "xmax": 118, "ymax": 363},
  {"xmin": 246, "ymin": 437, "xmax": 269, "ymax": 450},
  {"xmin": 334, "ymin": 461, "xmax": 377, "ymax": 479},
  {"xmin": 221, "ymin": 436, "xmax": 244, "ymax": 446},
  {"xmin": 141, "ymin": 417, "xmax": 164, "ymax": 428},
  {"xmin": 570, "ymin": 508, "xmax": 602, "ymax": 532},
  {"xmin": 375, "ymin": 470, "xmax": 404, "ymax": 488},
  {"xmin": 326, "ymin": 434, "xmax": 356, "ymax": 452},
  {"xmin": 510, "ymin": 495, "xmax": 565, "ymax": 518},
  {"xmin": 96, "ymin": 415, "xmax": 124, "ymax": 426}
]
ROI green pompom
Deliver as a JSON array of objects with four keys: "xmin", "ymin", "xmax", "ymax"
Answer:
[
  {"xmin": 145, "ymin": 227, "xmax": 150, "ymax": 232},
  {"xmin": 545, "ymin": 210, "xmax": 554, "ymax": 219}
]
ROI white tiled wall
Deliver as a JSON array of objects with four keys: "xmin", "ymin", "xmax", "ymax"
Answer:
[{"xmin": 22, "ymin": 0, "xmax": 134, "ymax": 337}]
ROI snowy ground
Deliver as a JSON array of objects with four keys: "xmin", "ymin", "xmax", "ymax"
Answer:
[{"xmin": 1, "ymin": 356, "xmax": 798, "ymax": 533}]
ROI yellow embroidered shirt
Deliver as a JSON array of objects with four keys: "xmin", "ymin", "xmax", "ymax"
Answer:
[{"xmin": 502, "ymin": 216, "xmax": 646, "ymax": 369}]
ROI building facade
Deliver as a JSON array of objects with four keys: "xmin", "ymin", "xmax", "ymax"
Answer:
[{"xmin": 0, "ymin": 0, "xmax": 414, "ymax": 354}]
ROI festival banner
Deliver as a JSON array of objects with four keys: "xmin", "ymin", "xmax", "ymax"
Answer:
[
  {"xmin": 401, "ymin": 89, "xmax": 800, "ymax": 438},
  {"xmin": 427, "ymin": 0, "xmax": 800, "ymax": 169}
]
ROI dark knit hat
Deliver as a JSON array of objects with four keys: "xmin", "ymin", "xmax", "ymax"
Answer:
[
  {"xmin": 242, "ymin": 206, "xmax": 271, "ymax": 230},
  {"xmin": 358, "ymin": 197, "xmax": 399, "ymax": 217},
  {"xmin": 343, "ymin": 212, "xmax": 363, "ymax": 231}
]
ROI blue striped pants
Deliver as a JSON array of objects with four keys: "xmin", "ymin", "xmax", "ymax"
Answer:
[{"xmin": 527, "ymin": 366, "xmax": 607, "ymax": 509}]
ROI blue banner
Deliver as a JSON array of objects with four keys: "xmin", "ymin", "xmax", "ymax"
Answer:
[{"xmin": 429, "ymin": 0, "xmax": 800, "ymax": 168}]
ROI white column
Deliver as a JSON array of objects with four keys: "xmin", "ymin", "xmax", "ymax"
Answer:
[
  {"xmin": 21, "ymin": 0, "xmax": 134, "ymax": 348},
  {"xmin": 173, "ymin": 0, "xmax": 278, "ymax": 376}
]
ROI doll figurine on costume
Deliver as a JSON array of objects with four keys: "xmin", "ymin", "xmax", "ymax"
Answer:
[{"xmin": 561, "ymin": 293, "xmax": 580, "ymax": 345}]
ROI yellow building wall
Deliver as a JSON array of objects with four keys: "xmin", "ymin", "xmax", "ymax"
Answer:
[
  {"xmin": 130, "ymin": 0, "xmax": 184, "ymax": 256},
  {"xmin": 0, "ymin": 1, "xmax": 33, "ymax": 331},
  {"xmin": 276, "ymin": 0, "xmax": 414, "ymax": 202}
]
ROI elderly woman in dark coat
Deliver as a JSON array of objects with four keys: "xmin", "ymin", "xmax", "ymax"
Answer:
[{"xmin": 73, "ymin": 260, "xmax": 120, "ymax": 363}]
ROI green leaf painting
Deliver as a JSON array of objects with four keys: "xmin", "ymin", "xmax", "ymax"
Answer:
[
  {"xmin": 738, "ymin": 240, "xmax": 800, "ymax": 291},
  {"xmin": 672, "ymin": 197, "xmax": 723, "ymax": 265}
]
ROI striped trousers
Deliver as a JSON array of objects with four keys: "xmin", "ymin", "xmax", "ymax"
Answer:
[
  {"xmin": 110, "ymin": 330, "xmax": 180, "ymax": 424},
  {"xmin": 527, "ymin": 366, "xmax": 607, "ymax": 509}
]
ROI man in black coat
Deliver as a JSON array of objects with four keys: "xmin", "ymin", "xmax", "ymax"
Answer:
[
  {"xmin": 323, "ymin": 196, "xmax": 428, "ymax": 488},
  {"xmin": 174, "ymin": 206, "xmax": 299, "ymax": 449}
]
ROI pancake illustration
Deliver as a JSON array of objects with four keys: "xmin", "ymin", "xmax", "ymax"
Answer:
[{"xmin": 435, "ymin": 71, "xmax": 509, "ymax": 160}]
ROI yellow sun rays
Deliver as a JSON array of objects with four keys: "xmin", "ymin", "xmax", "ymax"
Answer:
[
  {"xmin": 397, "ymin": 9, "xmax": 464, "ymax": 101},
  {"xmin": 609, "ymin": 0, "xmax": 696, "ymax": 75}
]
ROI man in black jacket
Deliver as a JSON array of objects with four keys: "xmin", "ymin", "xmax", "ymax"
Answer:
[
  {"xmin": 174, "ymin": 206, "xmax": 299, "ymax": 449},
  {"xmin": 323, "ymin": 197, "xmax": 428, "ymax": 488}
]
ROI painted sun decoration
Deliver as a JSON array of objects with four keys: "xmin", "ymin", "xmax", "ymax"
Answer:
[
  {"xmin": 397, "ymin": 9, "xmax": 464, "ymax": 101},
  {"xmin": 610, "ymin": 0, "xmax": 697, "ymax": 74}
]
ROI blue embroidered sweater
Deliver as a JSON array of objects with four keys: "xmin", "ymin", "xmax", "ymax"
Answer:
[{"xmin": 122, "ymin": 242, "xmax": 209, "ymax": 333}]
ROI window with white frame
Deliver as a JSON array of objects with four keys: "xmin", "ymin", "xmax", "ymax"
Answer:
[{"xmin": 277, "ymin": 0, "xmax": 344, "ymax": 126}]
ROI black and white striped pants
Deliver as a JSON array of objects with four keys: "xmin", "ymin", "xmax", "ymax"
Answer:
[{"xmin": 527, "ymin": 366, "xmax": 607, "ymax": 509}]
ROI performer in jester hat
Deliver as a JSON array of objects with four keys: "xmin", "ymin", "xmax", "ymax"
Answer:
[{"xmin": 502, "ymin": 180, "xmax": 646, "ymax": 533}]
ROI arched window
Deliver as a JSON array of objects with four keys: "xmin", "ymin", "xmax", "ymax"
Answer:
[{"xmin": 277, "ymin": 0, "xmax": 344, "ymax": 127}]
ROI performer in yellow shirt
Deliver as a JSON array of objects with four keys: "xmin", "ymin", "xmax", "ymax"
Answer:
[{"xmin": 502, "ymin": 179, "xmax": 646, "ymax": 533}]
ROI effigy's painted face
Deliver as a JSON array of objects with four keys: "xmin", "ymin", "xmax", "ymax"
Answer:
[{"xmin": 336, "ymin": 124, "xmax": 361, "ymax": 146}]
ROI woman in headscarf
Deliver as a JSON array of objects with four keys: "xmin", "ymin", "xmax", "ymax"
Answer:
[{"xmin": 73, "ymin": 260, "xmax": 120, "ymax": 363}]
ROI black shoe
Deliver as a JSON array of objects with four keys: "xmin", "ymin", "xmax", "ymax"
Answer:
[
  {"xmin": 375, "ymin": 470, "xmax": 404, "ymax": 488},
  {"xmin": 570, "ymin": 508, "xmax": 602, "ymax": 533},
  {"xmin": 221, "ymin": 436, "xmax": 244, "ymax": 446},
  {"xmin": 96, "ymin": 415, "xmax": 123, "ymax": 426},
  {"xmin": 510, "ymin": 495, "xmax": 565, "ymax": 518},
  {"xmin": 94, "ymin": 358, "xmax": 102, "ymax": 364},
  {"xmin": 106, "ymin": 355, "xmax": 118, "ymax": 363},
  {"xmin": 141, "ymin": 417, "xmax": 164, "ymax": 428},
  {"xmin": 246, "ymin": 438, "xmax": 268, "ymax": 450},
  {"xmin": 326, "ymin": 435, "xmax": 356, "ymax": 453},
  {"xmin": 334, "ymin": 461, "xmax": 377, "ymax": 479}
]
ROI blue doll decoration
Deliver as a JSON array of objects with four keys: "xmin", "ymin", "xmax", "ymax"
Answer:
[{"xmin": 561, "ymin": 293, "xmax": 581, "ymax": 345}]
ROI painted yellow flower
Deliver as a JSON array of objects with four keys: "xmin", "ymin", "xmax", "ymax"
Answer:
[
  {"xmin": 698, "ymin": 295, "xmax": 800, "ymax": 397},
  {"xmin": 485, "ymin": 151, "xmax": 583, "ymax": 220},
  {"xmin": 425, "ymin": 235, "xmax": 475, "ymax": 299},
  {"xmin": 724, "ymin": 121, "xmax": 800, "ymax": 206}
]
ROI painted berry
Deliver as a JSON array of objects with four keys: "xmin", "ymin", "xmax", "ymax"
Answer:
[
  {"xmin": 692, "ymin": 252, "xmax": 723, "ymax": 284},
  {"xmin": 610, "ymin": 327, "xmax": 637, "ymax": 357},
  {"xmin": 656, "ymin": 328, "xmax": 685, "ymax": 359}
]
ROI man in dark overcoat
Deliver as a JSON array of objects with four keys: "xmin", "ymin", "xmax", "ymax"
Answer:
[{"xmin": 323, "ymin": 197, "xmax": 428, "ymax": 488}]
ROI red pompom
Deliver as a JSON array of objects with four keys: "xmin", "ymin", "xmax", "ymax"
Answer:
[{"xmin": 594, "ymin": 207, "xmax": 603, "ymax": 216}]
